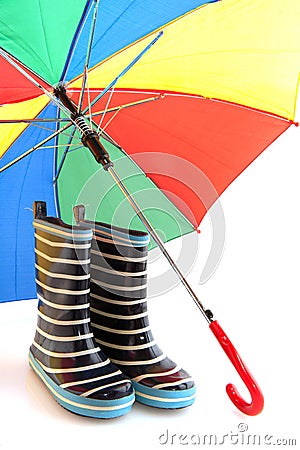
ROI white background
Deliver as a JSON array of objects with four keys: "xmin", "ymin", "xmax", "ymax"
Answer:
[{"xmin": 0, "ymin": 120, "xmax": 299, "ymax": 449}]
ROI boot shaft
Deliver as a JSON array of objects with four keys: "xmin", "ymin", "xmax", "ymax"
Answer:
[
  {"xmin": 33, "ymin": 214, "xmax": 93, "ymax": 327},
  {"xmin": 29, "ymin": 202, "xmax": 134, "ymax": 417},
  {"xmin": 73, "ymin": 205, "xmax": 196, "ymax": 409},
  {"xmin": 86, "ymin": 218, "xmax": 150, "ymax": 301},
  {"xmin": 32, "ymin": 209, "xmax": 100, "ymax": 374}
]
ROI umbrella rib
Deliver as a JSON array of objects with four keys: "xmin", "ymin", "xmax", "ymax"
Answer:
[
  {"xmin": 90, "ymin": 94, "xmax": 163, "ymax": 118},
  {"xmin": 0, "ymin": 47, "xmax": 52, "ymax": 89},
  {"xmin": 82, "ymin": 31, "xmax": 163, "ymax": 115},
  {"xmin": 78, "ymin": 0, "xmax": 100, "ymax": 113},
  {"xmin": 38, "ymin": 143, "xmax": 80, "ymax": 150},
  {"xmin": 6, "ymin": 30, "xmax": 165, "ymax": 173},
  {"xmin": 53, "ymin": 126, "xmax": 78, "ymax": 183},
  {"xmin": 13, "ymin": 120, "xmax": 74, "ymax": 136},
  {"xmin": 96, "ymin": 86, "xmax": 115, "ymax": 133},
  {"xmin": 53, "ymin": 107, "xmax": 62, "ymax": 217},
  {"xmin": 60, "ymin": 0, "xmax": 94, "ymax": 83},
  {"xmin": 0, "ymin": 116, "xmax": 81, "ymax": 141},
  {"xmin": 0, "ymin": 117, "xmax": 79, "ymax": 142},
  {"xmin": 26, "ymin": 122, "xmax": 82, "ymax": 141},
  {"xmin": 86, "ymin": 70, "xmax": 93, "ymax": 128},
  {"xmin": 0, "ymin": 118, "xmax": 70, "ymax": 124},
  {"xmin": 97, "ymin": 107, "xmax": 120, "ymax": 135},
  {"xmin": 0, "ymin": 122, "xmax": 73, "ymax": 174},
  {"xmin": 0, "ymin": 48, "xmax": 73, "ymax": 118},
  {"xmin": 89, "ymin": 117, "xmax": 122, "ymax": 149}
]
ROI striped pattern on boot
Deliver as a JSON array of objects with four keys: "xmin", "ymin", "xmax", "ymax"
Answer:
[
  {"xmin": 29, "ymin": 213, "xmax": 134, "ymax": 418},
  {"xmin": 84, "ymin": 218, "xmax": 196, "ymax": 409}
]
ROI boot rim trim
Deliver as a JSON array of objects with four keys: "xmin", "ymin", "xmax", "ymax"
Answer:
[
  {"xmin": 33, "ymin": 219, "xmax": 92, "ymax": 241},
  {"xmin": 83, "ymin": 218, "xmax": 149, "ymax": 243}
]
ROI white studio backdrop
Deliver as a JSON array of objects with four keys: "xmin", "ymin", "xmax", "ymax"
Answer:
[{"xmin": 0, "ymin": 112, "xmax": 299, "ymax": 449}]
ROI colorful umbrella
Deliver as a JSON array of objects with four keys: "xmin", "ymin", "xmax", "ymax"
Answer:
[{"xmin": 1, "ymin": 0, "xmax": 299, "ymax": 415}]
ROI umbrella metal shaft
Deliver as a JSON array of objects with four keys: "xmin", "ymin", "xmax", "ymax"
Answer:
[
  {"xmin": 52, "ymin": 85, "xmax": 211, "ymax": 323},
  {"xmin": 107, "ymin": 165, "xmax": 212, "ymax": 324}
]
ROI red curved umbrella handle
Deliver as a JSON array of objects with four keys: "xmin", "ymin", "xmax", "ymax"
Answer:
[{"xmin": 209, "ymin": 320, "xmax": 264, "ymax": 416}]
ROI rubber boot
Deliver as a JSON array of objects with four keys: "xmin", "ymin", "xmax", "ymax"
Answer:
[
  {"xmin": 74, "ymin": 205, "xmax": 196, "ymax": 409},
  {"xmin": 29, "ymin": 201, "xmax": 134, "ymax": 418}
]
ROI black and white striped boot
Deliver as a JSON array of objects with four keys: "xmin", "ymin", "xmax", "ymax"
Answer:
[
  {"xmin": 29, "ymin": 201, "xmax": 134, "ymax": 418},
  {"xmin": 74, "ymin": 205, "xmax": 196, "ymax": 409}
]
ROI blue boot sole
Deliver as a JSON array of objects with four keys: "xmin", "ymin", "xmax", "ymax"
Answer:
[
  {"xmin": 29, "ymin": 351, "xmax": 135, "ymax": 418},
  {"xmin": 132, "ymin": 381, "xmax": 196, "ymax": 409}
]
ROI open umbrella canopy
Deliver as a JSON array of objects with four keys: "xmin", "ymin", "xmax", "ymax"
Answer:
[{"xmin": 0, "ymin": 0, "xmax": 300, "ymax": 303}]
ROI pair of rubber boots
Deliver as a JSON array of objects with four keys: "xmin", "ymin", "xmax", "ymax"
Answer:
[{"xmin": 29, "ymin": 201, "xmax": 195, "ymax": 418}]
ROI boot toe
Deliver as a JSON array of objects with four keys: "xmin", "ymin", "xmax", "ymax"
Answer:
[
  {"xmin": 166, "ymin": 379, "xmax": 195, "ymax": 391},
  {"xmin": 88, "ymin": 379, "xmax": 134, "ymax": 401},
  {"xmin": 29, "ymin": 351, "xmax": 135, "ymax": 419},
  {"xmin": 136, "ymin": 366, "xmax": 194, "ymax": 390}
]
